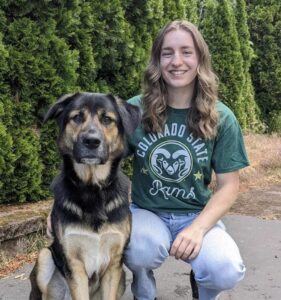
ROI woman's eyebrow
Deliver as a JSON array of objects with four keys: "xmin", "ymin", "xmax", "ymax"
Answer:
[
  {"xmin": 161, "ymin": 47, "xmax": 173, "ymax": 51},
  {"xmin": 161, "ymin": 46, "xmax": 194, "ymax": 51}
]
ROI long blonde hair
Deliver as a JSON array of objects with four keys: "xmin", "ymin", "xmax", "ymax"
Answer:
[{"xmin": 142, "ymin": 20, "xmax": 218, "ymax": 139}]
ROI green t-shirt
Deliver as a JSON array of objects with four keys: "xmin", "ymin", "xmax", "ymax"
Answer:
[{"xmin": 128, "ymin": 95, "xmax": 249, "ymax": 213}]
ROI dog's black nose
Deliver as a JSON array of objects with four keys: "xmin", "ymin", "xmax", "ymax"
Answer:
[{"xmin": 83, "ymin": 137, "xmax": 101, "ymax": 149}]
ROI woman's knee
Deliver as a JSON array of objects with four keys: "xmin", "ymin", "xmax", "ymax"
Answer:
[
  {"xmin": 125, "ymin": 236, "xmax": 169, "ymax": 270},
  {"xmin": 217, "ymin": 259, "xmax": 246, "ymax": 290},
  {"xmin": 192, "ymin": 225, "xmax": 246, "ymax": 290},
  {"xmin": 195, "ymin": 257, "xmax": 246, "ymax": 290},
  {"xmin": 124, "ymin": 208, "xmax": 171, "ymax": 269}
]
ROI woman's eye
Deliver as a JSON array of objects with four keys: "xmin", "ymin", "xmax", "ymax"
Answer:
[
  {"xmin": 101, "ymin": 115, "xmax": 112, "ymax": 125},
  {"xmin": 162, "ymin": 52, "xmax": 172, "ymax": 57},
  {"xmin": 72, "ymin": 113, "xmax": 84, "ymax": 124}
]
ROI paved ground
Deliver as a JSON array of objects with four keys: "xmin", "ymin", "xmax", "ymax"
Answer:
[{"xmin": 0, "ymin": 214, "xmax": 281, "ymax": 300}]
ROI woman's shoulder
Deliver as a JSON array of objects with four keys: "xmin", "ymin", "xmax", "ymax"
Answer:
[
  {"xmin": 127, "ymin": 95, "xmax": 143, "ymax": 108},
  {"xmin": 215, "ymin": 100, "xmax": 237, "ymax": 126},
  {"xmin": 215, "ymin": 100, "xmax": 235, "ymax": 115}
]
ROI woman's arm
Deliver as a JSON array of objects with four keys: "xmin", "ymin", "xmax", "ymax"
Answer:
[{"xmin": 170, "ymin": 171, "xmax": 240, "ymax": 260}]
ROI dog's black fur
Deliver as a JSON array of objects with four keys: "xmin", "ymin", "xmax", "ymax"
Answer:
[{"xmin": 29, "ymin": 92, "xmax": 141, "ymax": 300}]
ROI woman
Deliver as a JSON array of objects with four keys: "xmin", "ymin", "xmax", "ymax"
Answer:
[{"xmin": 124, "ymin": 20, "xmax": 249, "ymax": 300}]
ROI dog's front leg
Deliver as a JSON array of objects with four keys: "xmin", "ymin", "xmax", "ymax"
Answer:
[
  {"xmin": 100, "ymin": 263, "xmax": 125, "ymax": 300},
  {"xmin": 67, "ymin": 258, "xmax": 89, "ymax": 300}
]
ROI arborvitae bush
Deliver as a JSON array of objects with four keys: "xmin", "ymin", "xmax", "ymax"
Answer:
[
  {"xmin": 185, "ymin": 0, "xmax": 199, "ymax": 23},
  {"xmin": 0, "ymin": 103, "xmax": 16, "ymax": 203},
  {"xmin": 0, "ymin": 0, "xmax": 279, "ymax": 203},
  {"xmin": 268, "ymin": 111, "xmax": 281, "ymax": 134},
  {"xmin": 123, "ymin": 0, "xmax": 165, "ymax": 96},
  {"xmin": 71, "ymin": 2, "xmax": 98, "ymax": 91},
  {"xmin": 200, "ymin": 0, "xmax": 247, "ymax": 127},
  {"xmin": 163, "ymin": 0, "xmax": 186, "ymax": 24},
  {"xmin": 8, "ymin": 128, "xmax": 43, "ymax": 203},
  {"xmin": 247, "ymin": 0, "xmax": 281, "ymax": 132},
  {"xmin": 233, "ymin": 0, "xmax": 263, "ymax": 132},
  {"xmin": 85, "ymin": 0, "xmax": 135, "ymax": 98},
  {"xmin": 0, "ymin": 29, "xmax": 16, "ymax": 203},
  {"xmin": 39, "ymin": 124, "xmax": 60, "ymax": 198},
  {"xmin": 1, "ymin": 1, "xmax": 80, "ymax": 201}
]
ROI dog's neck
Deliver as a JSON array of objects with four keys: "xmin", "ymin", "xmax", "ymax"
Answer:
[
  {"xmin": 73, "ymin": 160, "xmax": 112, "ymax": 187},
  {"xmin": 51, "ymin": 155, "xmax": 130, "ymax": 229}
]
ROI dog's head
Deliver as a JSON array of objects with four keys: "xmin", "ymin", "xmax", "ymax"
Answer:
[{"xmin": 44, "ymin": 93, "xmax": 141, "ymax": 165}]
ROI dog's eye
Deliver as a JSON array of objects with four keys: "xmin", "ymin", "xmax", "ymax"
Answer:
[
  {"xmin": 72, "ymin": 113, "xmax": 84, "ymax": 124},
  {"xmin": 101, "ymin": 115, "xmax": 113, "ymax": 126}
]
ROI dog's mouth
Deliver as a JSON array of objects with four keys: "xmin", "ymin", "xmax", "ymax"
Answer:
[
  {"xmin": 74, "ymin": 148, "xmax": 109, "ymax": 165},
  {"xmin": 74, "ymin": 151, "xmax": 108, "ymax": 165},
  {"xmin": 80, "ymin": 157, "xmax": 103, "ymax": 165}
]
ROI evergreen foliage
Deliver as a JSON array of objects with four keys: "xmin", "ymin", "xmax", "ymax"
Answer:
[
  {"xmin": 0, "ymin": 1, "xmax": 79, "ymax": 202},
  {"xmin": 0, "ymin": 29, "xmax": 16, "ymax": 203},
  {"xmin": 185, "ymin": 0, "xmax": 199, "ymax": 23},
  {"xmin": 200, "ymin": 0, "xmax": 247, "ymax": 127},
  {"xmin": 0, "ymin": 0, "xmax": 278, "ymax": 203},
  {"xmin": 7, "ymin": 128, "xmax": 43, "ymax": 203},
  {"xmin": 90, "ymin": 0, "xmax": 136, "ymax": 98},
  {"xmin": 123, "ymin": 0, "xmax": 164, "ymax": 96},
  {"xmin": 163, "ymin": 0, "xmax": 186, "ymax": 24},
  {"xmin": 0, "ymin": 104, "xmax": 16, "ymax": 201},
  {"xmin": 70, "ymin": 2, "xmax": 98, "ymax": 91},
  {"xmin": 247, "ymin": 0, "xmax": 281, "ymax": 132},
  {"xmin": 233, "ymin": 0, "xmax": 263, "ymax": 131}
]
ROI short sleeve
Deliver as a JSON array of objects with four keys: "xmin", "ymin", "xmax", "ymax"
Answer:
[
  {"xmin": 211, "ymin": 103, "xmax": 250, "ymax": 173},
  {"xmin": 126, "ymin": 95, "xmax": 143, "ymax": 155},
  {"xmin": 127, "ymin": 95, "xmax": 143, "ymax": 108}
]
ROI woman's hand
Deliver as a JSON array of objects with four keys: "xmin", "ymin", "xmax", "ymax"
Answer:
[
  {"xmin": 170, "ymin": 171, "xmax": 240, "ymax": 261},
  {"xmin": 170, "ymin": 224, "xmax": 204, "ymax": 261},
  {"xmin": 46, "ymin": 212, "xmax": 54, "ymax": 239}
]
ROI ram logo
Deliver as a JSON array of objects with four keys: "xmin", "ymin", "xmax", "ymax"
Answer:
[{"xmin": 150, "ymin": 141, "xmax": 192, "ymax": 183}]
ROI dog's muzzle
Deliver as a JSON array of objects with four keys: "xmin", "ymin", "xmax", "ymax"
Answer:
[{"xmin": 73, "ymin": 131, "xmax": 108, "ymax": 165}]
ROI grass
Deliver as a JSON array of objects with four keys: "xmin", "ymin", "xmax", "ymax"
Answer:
[
  {"xmin": 0, "ymin": 229, "xmax": 49, "ymax": 278},
  {"xmin": 239, "ymin": 133, "xmax": 281, "ymax": 191}
]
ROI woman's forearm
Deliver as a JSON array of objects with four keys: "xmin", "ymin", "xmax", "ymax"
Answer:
[{"xmin": 191, "ymin": 171, "xmax": 240, "ymax": 235}]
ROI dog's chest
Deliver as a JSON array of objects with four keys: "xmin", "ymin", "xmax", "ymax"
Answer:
[{"xmin": 63, "ymin": 226, "xmax": 125, "ymax": 278}]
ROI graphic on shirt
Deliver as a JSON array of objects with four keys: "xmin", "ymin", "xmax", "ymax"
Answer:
[
  {"xmin": 194, "ymin": 171, "xmax": 203, "ymax": 180},
  {"xmin": 141, "ymin": 167, "xmax": 149, "ymax": 174},
  {"xmin": 150, "ymin": 140, "xmax": 193, "ymax": 183}
]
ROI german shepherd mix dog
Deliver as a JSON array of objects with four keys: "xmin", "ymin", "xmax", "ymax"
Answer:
[{"xmin": 29, "ymin": 93, "xmax": 141, "ymax": 300}]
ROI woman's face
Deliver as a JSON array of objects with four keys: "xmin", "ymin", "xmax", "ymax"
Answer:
[{"xmin": 160, "ymin": 29, "xmax": 199, "ymax": 95}]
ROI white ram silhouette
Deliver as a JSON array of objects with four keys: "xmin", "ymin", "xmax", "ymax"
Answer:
[{"xmin": 151, "ymin": 148, "xmax": 191, "ymax": 178}]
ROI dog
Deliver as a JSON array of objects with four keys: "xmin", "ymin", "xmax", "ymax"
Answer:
[{"xmin": 29, "ymin": 92, "xmax": 141, "ymax": 300}]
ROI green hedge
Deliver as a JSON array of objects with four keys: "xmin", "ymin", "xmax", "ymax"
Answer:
[
  {"xmin": 0, "ymin": 0, "xmax": 278, "ymax": 203},
  {"xmin": 247, "ymin": 0, "xmax": 281, "ymax": 131}
]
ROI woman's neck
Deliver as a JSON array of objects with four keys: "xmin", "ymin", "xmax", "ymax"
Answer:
[{"xmin": 167, "ymin": 84, "xmax": 195, "ymax": 109}]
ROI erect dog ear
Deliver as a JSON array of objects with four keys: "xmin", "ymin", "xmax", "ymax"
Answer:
[
  {"xmin": 112, "ymin": 96, "xmax": 142, "ymax": 136},
  {"xmin": 43, "ymin": 94, "xmax": 75, "ymax": 123}
]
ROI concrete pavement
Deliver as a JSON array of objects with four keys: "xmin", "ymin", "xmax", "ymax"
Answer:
[{"xmin": 0, "ymin": 214, "xmax": 280, "ymax": 300}]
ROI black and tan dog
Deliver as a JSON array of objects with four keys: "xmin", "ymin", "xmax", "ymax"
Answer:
[{"xmin": 29, "ymin": 92, "xmax": 141, "ymax": 300}]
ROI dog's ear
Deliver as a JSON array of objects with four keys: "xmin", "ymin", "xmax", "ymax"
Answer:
[
  {"xmin": 113, "ymin": 96, "xmax": 142, "ymax": 136},
  {"xmin": 44, "ymin": 94, "xmax": 75, "ymax": 123}
]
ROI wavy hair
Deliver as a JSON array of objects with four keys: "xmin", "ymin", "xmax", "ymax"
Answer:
[{"xmin": 142, "ymin": 20, "xmax": 219, "ymax": 139}]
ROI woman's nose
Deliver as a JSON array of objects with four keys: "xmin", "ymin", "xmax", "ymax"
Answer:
[{"xmin": 171, "ymin": 53, "xmax": 183, "ymax": 66}]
